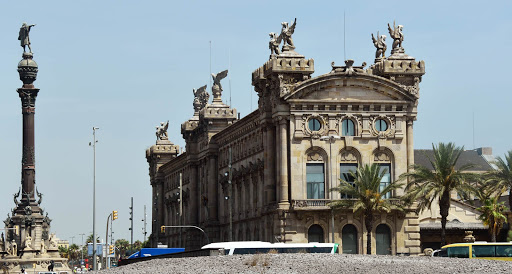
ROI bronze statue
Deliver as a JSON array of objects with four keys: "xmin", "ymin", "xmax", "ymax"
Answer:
[
  {"xmin": 387, "ymin": 21, "xmax": 404, "ymax": 50},
  {"xmin": 371, "ymin": 32, "xmax": 387, "ymax": 59},
  {"xmin": 279, "ymin": 18, "xmax": 297, "ymax": 49},
  {"xmin": 18, "ymin": 23, "xmax": 36, "ymax": 53}
]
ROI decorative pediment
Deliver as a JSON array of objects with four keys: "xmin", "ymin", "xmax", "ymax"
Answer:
[{"xmin": 285, "ymin": 73, "xmax": 417, "ymax": 103}]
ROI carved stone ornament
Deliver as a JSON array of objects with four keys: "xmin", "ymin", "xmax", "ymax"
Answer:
[
  {"xmin": 331, "ymin": 60, "xmax": 367, "ymax": 76},
  {"xmin": 388, "ymin": 21, "xmax": 404, "ymax": 54},
  {"xmin": 374, "ymin": 151, "xmax": 390, "ymax": 162},
  {"xmin": 307, "ymin": 152, "xmax": 324, "ymax": 162},
  {"xmin": 193, "ymin": 85, "xmax": 209, "ymax": 113},
  {"xmin": 302, "ymin": 115, "xmax": 328, "ymax": 139},
  {"xmin": 397, "ymin": 76, "xmax": 420, "ymax": 97},
  {"xmin": 369, "ymin": 116, "xmax": 396, "ymax": 138},
  {"xmin": 278, "ymin": 18, "xmax": 297, "ymax": 51},
  {"xmin": 340, "ymin": 150, "xmax": 357, "ymax": 162},
  {"xmin": 211, "ymin": 69, "xmax": 228, "ymax": 103}
]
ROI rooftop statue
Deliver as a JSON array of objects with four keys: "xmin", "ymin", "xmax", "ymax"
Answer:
[
  {"xmin": 387, "ymin": 21, "xmax": 404, "ymax": 51},
  {"xmin": 156, "ymin": 121, "xmax": 169, "ymax": 141},
  {"xmin": 279, "ymin": 18, "xmax": 297, "ymax": 50},
  {"xmin": 18, "ymin": 22, "xmax": 36, "ymax": 53},
  {"xmin": 269, "ymin": 32, "xmax": 281, "ymax": 56},
  {"xmin": 371, "ymin": 32, "xmax": 387, "ymax": 59},
  {"xmin": 193, "ymin": 85, "xmax": 208, "ymax": 111},
  {"xmin": 211, "ymin": 70, "xmax": 228, "ymax": 91}
]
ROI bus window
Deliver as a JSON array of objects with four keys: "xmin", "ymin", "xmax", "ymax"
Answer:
[
  {"xmin": 447, "ymin": 246, "xmax": 469, "ymax": 258},
  {"xmin": 472, "ymin": 245, "xmax": 495, "ymax": 257},
  {"xmin": 495, "ymin": 245, "xmax": 512, "ymax": 257}
]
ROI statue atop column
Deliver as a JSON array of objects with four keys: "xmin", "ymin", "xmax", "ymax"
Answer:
[
  {"xmin": 193, "ymin": 85, "xmax": 208, "ymax": 113},
  {"xmin": 388, "ymin": 21, "xmax": 404, "ymax": 54},
  {"xmin": 371, "ymin": 32, "xmax": 387, "ymax": 61},
  {"xmin": 279, "ymin": 18, "xmax": 297, "ymax": 51},
  {"xmin": 18, "ymin": 23, "xmax": 36, "ymax": 54},
  {"xmin": 156, "ymin": 121, "xmax": 169, "ymax": 141},
  {"xmin": 211, "ymin": 70, "xmax": 228, "ymax": 104}
]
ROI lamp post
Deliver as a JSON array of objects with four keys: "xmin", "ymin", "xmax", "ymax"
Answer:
[
  {"xmin": 79, "ymin": 233, "xmax": 85, "ymax": 267},
  {"xmin": 89, "ymin": 127, "xmax": 99, "ymax": 270},
  {"xmin": 320, "ymin": 135, "xmax": 341, "ymax": 244}
]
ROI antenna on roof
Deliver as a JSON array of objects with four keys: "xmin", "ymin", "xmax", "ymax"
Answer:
[
  {"xmin": 229, "ymin": 49, "xmax": 232, "ymax": 107},
  {"xmin": 344, "ymin": 10, "xmax": 346, "ymax": 60},
  {"xmin": 472, "ymin": 111, "xmax": 475, "ymax": 149},
  {"xmin": 209, "ymin": 41, "xmax": 212, "ymax": 91}
]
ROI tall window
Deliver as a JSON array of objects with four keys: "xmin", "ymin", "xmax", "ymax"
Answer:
[
  {"xmin": 340, "ymin": 163, "xmax": 357, "ymax": 198},
  {"xmin": 379, "ymin": 164, "xmax": 391, "ymax": 199},
  {"xmin": 307, "ymin": 163, "xmax": 325, "ymax": 199},
  {"xmin": 342, "ymin": 119, "xmax": 355, "ymax": 136}
]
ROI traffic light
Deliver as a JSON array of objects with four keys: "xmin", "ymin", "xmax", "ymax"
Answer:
[
  {"xmin": 112, "ymin": 211, "xmax": 118, "ymax": 220},
  {"xmin": 109, "ymin": 245, "xmax": 114, "ymax": 254},
  {"xmin": 160, "ymin": 226, "xmax": 165, "ymax": 233}
]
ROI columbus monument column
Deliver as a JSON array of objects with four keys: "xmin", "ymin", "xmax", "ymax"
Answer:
[{"xmin": 0, "ymin": 23, "xmax": 71, "ymax": 273}]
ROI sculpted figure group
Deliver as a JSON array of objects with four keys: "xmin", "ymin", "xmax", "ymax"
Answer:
[
  {"xmin": 269, "ymin": 18, "xmax": 297, "ymax": 56},
  {"xmin": 371, "ymin": 21, "xmax": 405, "ymax": 60},
  {"xmin": 156, "ymin": 121, "xmax": 169, "ymax": 141}
]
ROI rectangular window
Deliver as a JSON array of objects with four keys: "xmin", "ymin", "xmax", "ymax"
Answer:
[
  {"xmin": 447, "ymin": 246, "xmax": 469, "ymax": 258},
  {"xmin": 340, "ymin": 163, "xmax": 358, "ymax": 198},
  {"xmin": 379, "ymin": 164, "xmax": 391, "ymax": 199},
  {"xmin": 472, "ymin": 245, "xmax": 496, "ymax": 257},
  {"xmin": 495, "ymin": 245, "xmax": 512, "ymax": 257},
  {"xmin": 307, "ymin": 163, "xmax": 325, "ymax": 199}
]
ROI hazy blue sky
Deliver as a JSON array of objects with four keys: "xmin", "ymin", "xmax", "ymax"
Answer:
[{"xmin": 0, "ymin": 1, "xmax": 510, "ymax": 245}]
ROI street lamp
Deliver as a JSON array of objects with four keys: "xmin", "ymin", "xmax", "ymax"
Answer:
[
  {"xmin": 320, "ymin": 135, "xmax": 341, "ymax": 244},
  {"xmin": 79, "ymin": 233, "xmax": 85, "ymax": 267},
  {"xmin": 89, "ymin": 127, "xmax": 99, "ymax": 271}
]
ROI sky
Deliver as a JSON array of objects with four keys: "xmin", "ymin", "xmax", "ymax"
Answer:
[{"xmin": 0, "ymin": 1, "xmax": 511, "ymax": 246}]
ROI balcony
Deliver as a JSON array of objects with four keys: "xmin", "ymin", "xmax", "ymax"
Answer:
[{"xmin": 291, "ymin": 198, "xmax": 403, "ymax": 210}]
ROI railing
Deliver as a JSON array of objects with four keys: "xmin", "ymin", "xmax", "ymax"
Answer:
[{"xmin": 292, "ymin": 198, "xmax": 403, "ymax": 209}]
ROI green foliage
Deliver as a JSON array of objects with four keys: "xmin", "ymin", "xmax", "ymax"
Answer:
[
  {"xmin": 485, "ymin": 150, "xmax": 512, "ymax": 210},
  {"xmin": 329, "ymin": 163, "xmax": 404, "ymax": 254},
  {"xmin": 477, "ymin": 197, "xmax": 508, "ymax": 242},
  {"xmin": 400, "ymin": 142, "xmax": 476, "ymax": 246}
]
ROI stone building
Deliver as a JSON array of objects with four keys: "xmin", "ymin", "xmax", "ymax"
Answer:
[{"xmin": 147, "ymin": 21, "xmax": 426, "ymax": 255}]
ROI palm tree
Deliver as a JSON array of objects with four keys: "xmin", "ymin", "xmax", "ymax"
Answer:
[
  {"xmin": 485, "ymin": 150, "xmax": 512, "ymax": 210},
  {"xmin": 329, "ymin": 163, "xmax": 404, "ymax": 255},
  {"xmin": 401, "ymin": 142, "xmax": 476, "ymax": 246},
  {"xmin": 477, "ymin": 197, "xmax": 508, "ymax": 242}
]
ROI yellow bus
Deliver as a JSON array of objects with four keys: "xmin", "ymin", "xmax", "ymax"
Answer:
[{"xmin": 433, "ymin": 242, "xmax": 512, "ymax": 261}]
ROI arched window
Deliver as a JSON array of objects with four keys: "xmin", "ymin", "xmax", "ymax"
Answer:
[
  {"xmin": 339, "ymin": 150, "xmax": 359, "ymax": 199},
  {"xmin": 342, "ymin": 224, "xmax": 358, "ymax": 254},
  {"xmin": 376, "ymin": 224, "xmax": 391, "ymax": 255},
  {"xmin": 307, "ymin": 150, "xmax": 325, "ymax": 199},
  {"xmin": 342, "ymin": 119, "xmax": 355, "ymax": 136},
  {"xmin": 308, "ymin": 224, "xmax": 324, "ymax": 243}
]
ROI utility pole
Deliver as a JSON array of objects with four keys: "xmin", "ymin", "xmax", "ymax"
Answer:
[
  {"xmin": 142, "ymin": 205, "xmax": 147, "ymax": 243},
  {"xmin": 90, "ymin": 127, "xmax": 99, "ymax": 271},
  {"xmin": 129, "ymin": 197, "xmax": 134, "ymax": 254},
  {"xmin": 228, "ymin": 147, "xmax": 233, "ymax": 242},
  {"xmin": 179, "ymin": 173, "xmax": 183, "ymax": 247}
]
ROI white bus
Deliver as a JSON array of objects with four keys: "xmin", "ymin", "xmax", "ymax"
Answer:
[{"xmin": 202, "ymin": 241, "xmax": 339, "ymax": 255}]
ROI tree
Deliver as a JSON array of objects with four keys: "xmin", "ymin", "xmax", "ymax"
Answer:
[
  {"xmin": 115, "ymin": 239, "xmax": 130, "ymax": 258},
  {"xmin": 329, "ymin": 163, "xmax": 404, "ymax": 254},
  {"xmin": 401, "ymin": 142, "xmax": 476, "ymax": 246},
  {"xmin": 477, "ymin": 197, "xmax": 508, "ymax": 242},
  {"xmin": 485, "ymin": 150, "xmax": 512, "ymax": 210}
]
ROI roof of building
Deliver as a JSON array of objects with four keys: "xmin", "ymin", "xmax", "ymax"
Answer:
[
  {"xmin": 420, "ymin": 220, "xmax": 487, "ymax": 230},
  {"xmin": 414, "ymin": 148, "xmax": 495, "ymax": 172}
]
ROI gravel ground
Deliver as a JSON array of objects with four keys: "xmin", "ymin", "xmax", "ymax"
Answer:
[{"xmin": 92, "ymin": 253, "xmax": 512, "ymax": 274}]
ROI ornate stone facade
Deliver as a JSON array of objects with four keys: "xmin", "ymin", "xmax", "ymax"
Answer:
[{"xmin": 147, "ymin": 22, "xmax": 425, "ymax": 255}]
